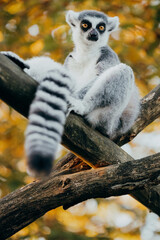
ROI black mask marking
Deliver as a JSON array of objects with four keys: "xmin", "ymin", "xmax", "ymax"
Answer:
[
  {"xmin": 96, "ymin": 22, "xmax": 106, "ymax": 34},
  {"xmin": 81, "ymin": 19, "xmax": 92, "ymax": 32}
]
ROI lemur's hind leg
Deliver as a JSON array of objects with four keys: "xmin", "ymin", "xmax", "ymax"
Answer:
[
  {"xmin": 68, "ymin": 63, "xmax": 137, "ymax": 138},
  {"xmin": 115, "ymin": 87, "xmax": 140, "ymax": 137},
  {"xmin": 69, "ymin": 63, "xmax": 134, "ymax": 115}
]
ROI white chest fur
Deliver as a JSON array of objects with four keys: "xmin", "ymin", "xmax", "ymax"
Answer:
[{"xmin": 66, "ymin": 51, "xmax": 99, "ymax": 92}]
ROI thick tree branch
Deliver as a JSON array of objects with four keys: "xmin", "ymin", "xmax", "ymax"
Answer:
[
  {"xmin": 1, "ymin": 152, "xmax": 160, "ymax": 240},
  {"xmin": 1, "ymin": 54, "xmax": 160, "ymax": 237},
  {"xmin": 116, "ymin": 85, "xmax": 160, "ymax": 146},
  {"xmin": 0, "ymin": 54, "xmax": 37, "ymax": 117}
]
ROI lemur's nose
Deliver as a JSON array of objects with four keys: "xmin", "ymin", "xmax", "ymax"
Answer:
[{"xmin": 88, "ymin": 29, "xmax": 98, "ymax": 41}]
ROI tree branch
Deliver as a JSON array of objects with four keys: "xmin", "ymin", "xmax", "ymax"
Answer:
[
  {"xmin": 1, "ymin": 152, "xmax": 160, "ymax": 240},
  {"xmin": 116, "ymin": 84, "xmax": 160, "ymax": 146},
  {"xmin": 1, "ymin": 54, "xmax": 160, "ymax": 237}
]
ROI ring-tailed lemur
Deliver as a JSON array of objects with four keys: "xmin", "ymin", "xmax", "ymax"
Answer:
[
  {"xmin": 1, "ymin": 10, "xmax": 140, "ymax": 176},
  {"xmin": 1, "ymin": 51, "xmax": 73, "ymax": 176},
  {"xmin": 65, "ymin": 10, "xmax": 140, "ymax": 139}
]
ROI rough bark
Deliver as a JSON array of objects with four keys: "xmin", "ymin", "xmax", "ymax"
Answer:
[
  {"xmin": 0, "ymin": 54, "xmax": 37, "ymax": 117},
  {"xmin": 116, "ymin": 84, "xmax": 160, "ymax": 146},
  {"xmin": 0, "ymin": 153, "xmax": 160, "ymax": 240},
  {"xmin": 0, "ymin": 54, "xmax": 160, "ymax": 238}
]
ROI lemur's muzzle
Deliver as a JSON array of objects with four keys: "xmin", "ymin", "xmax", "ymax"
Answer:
[{"xmin": 87, "ymin": 29, "xmax": 98, "ymax": 41}]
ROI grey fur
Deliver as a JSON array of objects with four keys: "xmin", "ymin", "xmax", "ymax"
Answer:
[
  {"xmin": 78, "ymin": 10, "xmax": 108, "ymax": 22},
  {"xmin": 96, "ymin": 46, "xmax": 120, "ymax": 66}
]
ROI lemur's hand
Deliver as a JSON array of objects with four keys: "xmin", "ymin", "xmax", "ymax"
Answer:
[
  {"xmin": 0, "ymin": 51, "xmax": 29, "ymax": 70},
  {"xmin": 67, "ymin": 96, "xmax": 88, "ymax": 116}
]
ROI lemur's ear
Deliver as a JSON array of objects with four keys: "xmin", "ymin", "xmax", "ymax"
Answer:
[
  {"xmin": 107, "ymin": 16, "xmax": 119, "ymax": 32},
  {"xmin": 66, "ymin": 10, "xmax": 79, "ymax": 27}
]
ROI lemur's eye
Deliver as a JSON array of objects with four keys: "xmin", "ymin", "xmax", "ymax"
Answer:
[
  {"xmin": 97, "ymin": 22, "xmax": 105, "ymax": 33},
  {"xmin": 99, "ymin": 26, "xmax": 105, "ymax": 31},
  {"xmin": 81, "ymin": 20, "xmax": 91, "ymax": 31},
  {"xmin": 82, "ymin": 23, "xmax": 88, "ymax": 28}
]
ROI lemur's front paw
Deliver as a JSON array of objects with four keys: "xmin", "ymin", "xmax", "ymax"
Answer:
[
  {"xmin": 0, "ymin": 51, "xmax": 29, "ymax": 70},
  {"xmin": 68, "ymin": 97, "xmax": 87, "ymax": 116}
]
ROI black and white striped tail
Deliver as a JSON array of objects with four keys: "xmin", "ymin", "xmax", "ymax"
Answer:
[{"xmin": 25, "ymin": 69, "xmax": 72, "ymax": 176}]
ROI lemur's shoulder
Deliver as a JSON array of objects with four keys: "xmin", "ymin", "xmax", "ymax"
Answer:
[{"xmin": 97, "ymin": 46, "xmax": 120, "ymax": 66}]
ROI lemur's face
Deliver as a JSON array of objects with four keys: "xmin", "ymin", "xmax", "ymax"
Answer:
[
  {"xmin": 80, "ymin": 17, "xmax": 106, "ymax": 42},
  {"xmin": 66, "ymin": 10, "xmax": 119, "ymax": 48}
]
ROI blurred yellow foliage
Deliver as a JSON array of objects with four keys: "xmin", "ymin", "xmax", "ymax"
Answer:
[
  {"xmin": 30, "ymin": 39, "xmax": 44, "ymax": 55},
  {"xmin": 4, "ymin": 1, "xmax": 25, "ymax": 14},
  {"xmin": 0, "ymin": 31, "xmax": 4, "ymax": 42},
  {"xmin": 52, "ymin": 25, "xmax": 69, "ymax": 40}
]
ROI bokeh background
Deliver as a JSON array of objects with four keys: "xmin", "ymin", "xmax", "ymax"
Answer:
[{"xmin": 0, "ymin": 0, "xmax": 160, "ymax": 239}]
